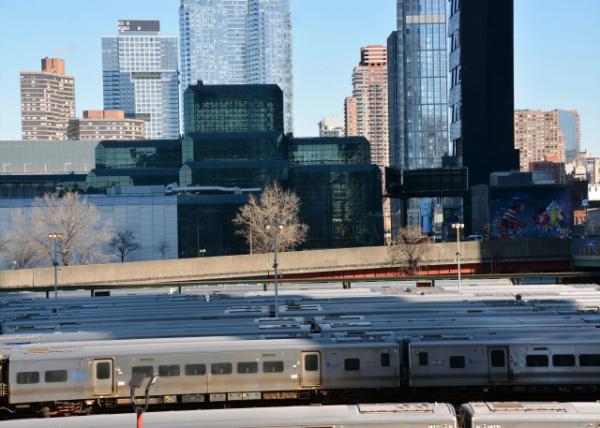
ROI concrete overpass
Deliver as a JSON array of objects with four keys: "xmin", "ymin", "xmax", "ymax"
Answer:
[{"xmin": 0, "ymin": 239, "xmax": 573, "ymax": 291}]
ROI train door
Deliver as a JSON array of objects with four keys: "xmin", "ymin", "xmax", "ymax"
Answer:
[
  {"xmin": 92, "ymin": 359, "xmax": 114, "ymax": 395},
  {"xmin": 301, "ymin": 351, "xmax": 321, "ymax": 387},
  {"xmin": 487, "ymin": 347, "xmax": 509, "ymax": 383}
]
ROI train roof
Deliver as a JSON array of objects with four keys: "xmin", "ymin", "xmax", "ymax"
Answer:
[
  {"xmin": 2, "ymin": 403, "xmax": 457, "ymax": 427},
  {"xmin": 463, "ymin": 402, "xmax": 600, "ymax": 420}
]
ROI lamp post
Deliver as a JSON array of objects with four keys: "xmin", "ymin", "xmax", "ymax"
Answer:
[
  {"xmin": 198, "ymin": 248, "xmax": 206, "ymax": 258},
  {"xmin": 266, "ymin": 222, "xmax": 284, "ymax": 319},
  {"xmin": 2, "ymin": 163, "xmax": 10, "ymax": 173},
  {"xmin": 451, "ymin": 223, "xmax": 464, "ymax": 289},
  {"xmin": 48, "ymin": 233, "xmax": 63, "ymax": 299}
]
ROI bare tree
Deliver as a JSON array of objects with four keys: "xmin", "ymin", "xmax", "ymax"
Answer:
[
  {"xmin": 387, "ymin": 226, "xmax": 431, "ymax": 275},
  {"xmin": 2, "ymin": 210, "xmax": 43, "ymax": 269},
  {"xmin": 233, "ymin": 182, "xmax": 308, "ymax": 254},
  {"xmin": 109, "ymin": 230, "xmax": 141, "ymax": 262},
  {"xmin": 157, "ymin": 239, "xmax": 170, "ymax": 260},
  {"xmin": 6, "ymin": 193, "xmax": 112, "ymax": 267}
]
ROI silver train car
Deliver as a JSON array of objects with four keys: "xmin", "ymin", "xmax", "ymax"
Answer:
[
  {"xmin": 461, "ymin": 401, "xmax": 600, "ymax": 427},
  {"xmin": 2, "ymin": 403, "xmax": 458, "ymax": 428},
  {"xmin": 1, "ymin": 337, "xmax": 400, "ymax": 415}
]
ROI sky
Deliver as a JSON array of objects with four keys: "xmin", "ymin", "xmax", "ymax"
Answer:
[{"xmin": 0, "ymin": 0, "xmax": 598, "ymax": 153}]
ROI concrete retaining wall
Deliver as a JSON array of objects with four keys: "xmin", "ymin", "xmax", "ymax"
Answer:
[{"xmin": 0, "ymin": 239, "xmax": 572, "ymax": 289}]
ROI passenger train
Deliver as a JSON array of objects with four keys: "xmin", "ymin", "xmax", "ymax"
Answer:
[{"xmin": 1, "ymin": 334, "xmax": 600, "ymax": 416}]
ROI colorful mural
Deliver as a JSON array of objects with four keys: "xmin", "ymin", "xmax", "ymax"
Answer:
[{"xmin": 490, "ymin": 189, "xmax": 571, "ymax": 240}]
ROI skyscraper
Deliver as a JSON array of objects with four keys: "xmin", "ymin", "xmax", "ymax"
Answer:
[
  {"xmin": 387, "ymin": 0, "xmax": 450, "ymax": 234},
  {"xmin": 102, "ymin": 20, "xmax": 180, "ymax": 140},
  {"xmin": 514, "ymin": 109, "xmax": 581, "ymax": 171},
  {"xmin": 20, "ymin": 58, "xmax": 75, "ymax": 140},
  {"xmin": 68, "ymin": 110, "xmax": 145, "ymax": 141},
  {"xmin": 247, "ymin": 0, "xmax": 293, "ymax": 133},
  {"xmin": 179, "ymin": 0, "xmax": 293, "ymax": 133},
  {"xmin": 448, "ymin": 0, "xmax": 519, "ymax": 187},
  {"xmin": 347, "ymin": 46, "xmax": 389, "ymax": 171},
  {"xmin": 388, "ymin": 0, "xmax": 449, "ymax": 173}
]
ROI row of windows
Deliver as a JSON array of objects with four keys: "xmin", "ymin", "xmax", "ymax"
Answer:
[
  {"xmin": 17, "ymin": 370, "xmax": 66, "ymax": 384},
  {"xmin": 133, "ymin": 361, "xmax": 286, "ymax": 378},
  {"xmin": 417, "ymin": 352, "xmax": 600, "ymax": 369}
]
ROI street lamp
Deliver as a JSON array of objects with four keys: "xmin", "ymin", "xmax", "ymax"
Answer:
[
  {"xmin": 2, "ymin": 163, "xmax": 11, "ymax": 173},
  {"xmin": 198, "ymin": 248, "xmax": 206, "ymax": 258},
  {"xmin": 451, "ymin": 223, "xmax": 464, "ymax": 289},
  {"xmin": 48, "ymin": 233, "xmax": 63, "ymax": 299},
  {"xmin": 23, "ymin": 162, "xmax": 32, "ymax": 173},
  {"xmin": 266, "ymin": 222, "xmax": 284, "ymax": 319},
  {"xmin": 129, "ymin": 373, "xmax": 158, "ymax": 428}
]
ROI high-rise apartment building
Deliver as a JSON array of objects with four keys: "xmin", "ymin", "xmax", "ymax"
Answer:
[
  {"xmin": 318, "ymin": 116, "xmax": 345, "ymax": 138},
  {"xmin": 346, "ymin": 46, "xmax": 389, "ymax": 172},
  {"xmin": 68, "ymin": 110, "xmax": 145, "ymax": 141},
  {"xmin": 180, "ymin": 0, "xmax": 293, "ymax": 133},
  {"xmin": 102, "ymin": 20, "xmax": 180, "ymax": 140},
  {"xmin": 388, "ymin": 1, "xmax": 448, "ymax": 173},
  {"xmin": 344, "ymin": 97, "xmax": 358, "ymax": 137},
  {"xmin": 448, "ymin": 0, "xmax": 519, "ymax": 187},
  {"xmin": 514, "ymin": 109, "xmax": 581, "ymax": 171},
  {"xmin": 20, "ymin": 58, "xmax": 75, "ymax": 140}
]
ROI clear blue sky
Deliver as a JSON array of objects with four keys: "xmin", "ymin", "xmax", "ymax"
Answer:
[{"xmin": 0, "ymin": 0, "xmax": 598, "ymax": 152}]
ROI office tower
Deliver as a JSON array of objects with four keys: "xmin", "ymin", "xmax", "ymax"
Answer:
[
  {"xmin": 318, "ymin": 116, "xmax": 345, "ymax": 138},
  {"xmin": 388, "ymin": 2, "xmax": 448, "ymax": 172},
  {"xmin": 20, "ymin": 58, "xmax": 75, "ymax": 140},
  {"xmin": 102, "ymin": 20, "xmax": 180, "ymax": 139},
  {"xmin": 68, "ymin": 110, "xmax": 145, "ymax": 141},
  {"xmin": 180, "ymin": 0, "xmax": 294, "ymax": 133},
  {"xmin": 448, "ymin": 0, "xmax": 519, "ymax": 186},
  {"xmin": 347, "ymin": 46, "xmax": 389, "ymax": 170},
  {"xmin": 247, "ymin": 0, "xmax": 293, "ymax": 133}
]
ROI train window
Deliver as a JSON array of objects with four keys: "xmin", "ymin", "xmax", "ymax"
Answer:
[
  {"xmin": 449, "ymin": 356, "xmax": 465, "ymax": 369},
  {"xmin": 263, "ymin": 361, "xmax": 284, "ymax": 373},
  {"xmin": 526, "ymin": 355, "xmax": 549, "ymax": 367},
  {"xmin": 381, "ymin": 353, "xmax": 391, "ymax": 367},
  {"xmin": 211, "ymin": 363, "xmax": 232, "ymax": 375},
  {"xmin": 185, "ymin": 364, "xmax": 206, "ymax": 376},
  {"xmin": 16, "ymin": 372, "xmax": 39, "ymax": 384},
  {"xmin": 418, "ymin": 352, "xmax": 428, "ymax": 366},
  {"xmin": 552, "ymin": 354, "xmax": 575, "ymax": 367},
  {"xmin": 45, "ymin": 370, "xmax": 67, "ymax": 383},
  {"xmin": 344, "ymin": 358, "xmax": 360, "ymax": 371},
  {"xmin": 96, "ymin": 362, "xmax": 111, "ymax": 379},
  {"xmin": 158, "ymin": 365, "xmax": 180, "ymax": 377},
  {"xmin": 490, "ymin": 350, "xmax": 506, "ymax": 367},
  {"xmin": 237, "ymin": 362, "xmax": 258, "ymax": 374},
  {"xmin": 580, "ymin": 354, "xmax": 600, "ymax": 367},
  {"xmin": 305, "ymin": 355, "xmax": 319, "ymax": 372},
  {"xmin": 132, "ymin": 366, "xmax": 154, "ymax": 378}
]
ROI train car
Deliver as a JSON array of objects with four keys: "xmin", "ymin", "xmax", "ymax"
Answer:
[
  {"xmin": 407, "ymin": 337, "xmax": 600, "ymax": 393},
  {"xmin": 2, "ymin": 403, "xmax": 458, "ymax": 428},
  {"xmin": 461, "ymin": 402, "xmax": 600, "ymax": 427},
  {"xmin": 2, "ymin": 337, "xmax": 400, "ymax": 416}
]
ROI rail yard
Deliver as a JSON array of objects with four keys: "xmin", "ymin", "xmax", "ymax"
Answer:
[{"xmin": 1, "ymin": 278, "xmax": 599, "ymax": 426}]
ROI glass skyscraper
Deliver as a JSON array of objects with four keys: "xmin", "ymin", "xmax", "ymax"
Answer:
[
  {"xmin": 179, "ymin": 0, "xmax": 293, "ymax": 133},
  {"xmin": 388, "ymin": 0, "xmax": 449, "ymax": 172},
  {"xmin": 102, "ymin": 20, "xmax": 180, "ymax": 140},
  {"xmin": 387, "ymin": 0, "xmax": 450, "ymax": 235}
]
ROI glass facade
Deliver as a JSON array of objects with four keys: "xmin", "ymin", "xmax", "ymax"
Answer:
[
  {"xmin": 87, "ymin": 168, "xmax": 180, "ymax": 193},
  {"xmin": 178, "ymin": 194, "xmax": 250, "ymax": 258},
  {"xmin": 289, "ymin": 137, "xmax": 371, "ymax": 166},
  {"xmin": 290, "ymin": 165, "xmax": 384, "ymax": 249},
  {"xmin": 180, "ymin": 0, "xmax": 293, "ymax": 133},
  {"xmin": 180, "ymin": 160, "xmax": 288, "ymax": 188},
  {"xmin": 247, "ymin": 0, "xmax": 294, "ymax": 133},
  {"xmin": 183, "ymin": 83, "xmax": 284, "ymax": 134},
  {"xmin": 388, "ymin": 0, "xmax": 449, "ymax": 171},
  {"xmin": 0, "ymin": 175, "xmax": 88, "ymax": 199},
  {"xmin": 182, "ymin": 132, "xmax": 286, "ymax": 163},
  {"xmin": 95, "ymin": 139, "xmax": 181, "ymax": 169},
  {"xmin": 102, "ymin": 20, "xmax": 180, "ymax": 139}
]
